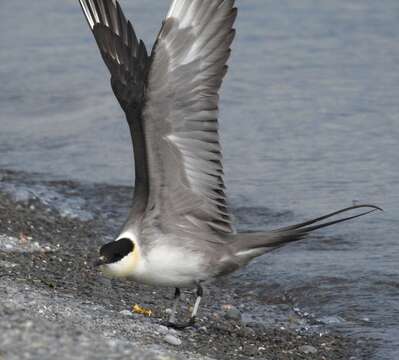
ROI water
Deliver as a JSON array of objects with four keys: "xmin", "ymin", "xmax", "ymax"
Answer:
[{"xmin": 1, "ymin": 0, "xmax": 398, "ymax": 358}]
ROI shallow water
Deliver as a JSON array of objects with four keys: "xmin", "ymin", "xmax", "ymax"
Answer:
[{"xmin": 1, "ymin": 0, "xmax": 398, "ymax": 358}]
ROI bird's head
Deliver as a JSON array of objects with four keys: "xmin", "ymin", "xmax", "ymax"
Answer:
[{"xmin": 94, "ymin": 237, "xmax": 139, "ymax": 278}]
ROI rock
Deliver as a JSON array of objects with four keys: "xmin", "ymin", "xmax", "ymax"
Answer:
[
  {"xmin": 198, "ymin": 326, "xmax": 207, "ymax": 333},
  {"xmin": 164, "ymin": 334, "xmax": 182, "ymax": 346},
  {"xmin": 167, "ymin": 328, "xmax": 179, "ymax": 336},
  {"xmin": 299, "ymin": 345, "xmax": 318, "ymax": 354},
  {"xmin": 119, "ymin": 310, "xmax": 133, "ymax": 317},
  {"xmin": 24, "ymin": 321, "xmax": 34, "ymax": 329},
  {"xmin": 158, "ymin": 325, "xmax": 169, "ymax": 335},
  {"xmin": 223, "ymin": 306, "xmax": 242, "ymax": 321}
]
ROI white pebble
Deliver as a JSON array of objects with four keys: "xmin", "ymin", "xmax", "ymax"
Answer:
[
  {"xmin": 164, "ymin": 334, "xmax": 182, "ymax": 346},
  {"xmin": 168, "ymin": 328, "xmax": 179, "ymax": 336},
  {"xmin": 158, "ymin": 325, "xmax": 169, "ymax": 335},
  {"xmin": 119, "ymin": 310, "xmax": 133, "ymax": 317}
]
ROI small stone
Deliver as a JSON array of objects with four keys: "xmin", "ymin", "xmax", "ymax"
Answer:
[
  {"xmin": 119, "ymin": 310, "xmax": 133, "ymax": 317},
  {"xmin": 212, "ymin": 312, "xmax": 221, "ymax": 320},
  {"xmin": 158, "ymin": 325, "xmax": 169, "ymax": 335},
  {"xmin": 164, "ymin": 334, "xmax": 182, "ymax": 346},
  {"xmin": 24, "ymin": 321, "xmax": 34, "ymax": 329},
  {"xmin": 299, "ymin": 345, "xmax": 318, "ymax": 354},
  {"xmin": 0, "ymin": 260, "xmax": 16, "ymax": 268},
  {"xmin": 168, "ymin": 328, "xmax": 179, "ymax": 336},
  {"xmin": 223, "ymin": 306, "xmax": 241, "ymax": 321}
]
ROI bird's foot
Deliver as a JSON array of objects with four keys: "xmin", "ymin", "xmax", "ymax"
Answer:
[{"xmin": 162, "ymin": 317, "xmax": 196, "ymax": 330}]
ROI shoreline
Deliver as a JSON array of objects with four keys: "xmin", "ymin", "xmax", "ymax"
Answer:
[{"xmin": 0, "ymin": 169, "xmax": 373, "ymax": 359}]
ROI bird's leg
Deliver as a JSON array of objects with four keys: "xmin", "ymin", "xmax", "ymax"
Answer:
[
  {"xmin": 191, "ymin": 283, "xmax": 203, "ymax": 320},
  {"xmin": 168, "ymin": 288, "xmax": 181, "ymax": 324},
  {"xmin": 165, "ymin": 284, "xmax": 203, "ymax": 330}
]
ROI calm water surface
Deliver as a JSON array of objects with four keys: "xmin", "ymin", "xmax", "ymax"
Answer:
[{"xmin": 1, "ymin": 1, "xmax": 398, "ymax": 358}]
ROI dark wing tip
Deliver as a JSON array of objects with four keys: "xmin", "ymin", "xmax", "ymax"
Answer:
[{"xmin": 79, "ymin": 0, "xmax": 95, "ymax": 29}]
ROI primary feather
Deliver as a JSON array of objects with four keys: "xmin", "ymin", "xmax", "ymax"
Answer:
[{"xmin": 79, "ymin": 0, "xmax": 150, "ymax": 223}]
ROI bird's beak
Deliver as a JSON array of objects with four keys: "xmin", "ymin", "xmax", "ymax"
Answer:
[{"xmin": 94, "ymin": 256, "xmax": 107, "ymax": 267}]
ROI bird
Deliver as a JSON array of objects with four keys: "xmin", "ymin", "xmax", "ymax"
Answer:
[{"xmin": 78, "ymin": 0, "xmax": 381, "ymax": 329}]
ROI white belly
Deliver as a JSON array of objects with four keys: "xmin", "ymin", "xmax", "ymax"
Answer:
[{"xmin": 130, "ymin": 244, "xmax": 206, "ymax": 287}]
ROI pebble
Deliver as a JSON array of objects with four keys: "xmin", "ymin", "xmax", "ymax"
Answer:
[
  {"xmin": 168, "ymin": 328, "xmax": 179, "ymax": 336},
  {"xmin": 158, "ymin": 325, "xmax": 169, "ymax": 335},
  {"xmin": 119, "ymin": 310, "xmax": 133, "ymax": 317},
  {"xmin": 224, "ymin": 306, "xmax": 242, "ymax": 321},
  {"xmin": 0, "ymin": 260, "xmax": 18, "ymax": 268},
  {"xmin": 299, "ymin": 345, "xmax": 318, "ymax": 354},
  {"xmin": 164, "ymin": 334, "xmax": 182, "ymax": 346},
  {"xmin": 24, "ymin": 321, "xmax": 34, "ymax": 329}
]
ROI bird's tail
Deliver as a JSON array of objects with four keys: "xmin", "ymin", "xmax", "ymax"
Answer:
[{"xmin": 231, "ymin": 204, "xmax": 382, "ymax": 261}]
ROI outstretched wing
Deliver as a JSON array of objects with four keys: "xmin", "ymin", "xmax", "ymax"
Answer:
[
  {"xmin": 79, "ymin": 0, "xmax": 150, "ymax": 220},
  {"xmin": 142, "ymin": 0, "xmax": 237, "ymax": 234}
]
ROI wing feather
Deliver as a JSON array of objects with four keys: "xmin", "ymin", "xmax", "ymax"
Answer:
[
  {"xmin": 79, "ymin": 0, "xmax": 150, "ymax": 222},
  {"xmin": 80, "ymin": 0, "xmax": 238, "ymax": 236},
  {"xmin": 142, "ymin": 0, "xmax": 237, "ymax": 234}
]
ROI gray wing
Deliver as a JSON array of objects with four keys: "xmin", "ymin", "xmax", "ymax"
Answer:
[
  {"xmin": 79, "ymin": 0, "xmax": 150, "ymax": 220},
  {"xmin": 142, "ymin": 0, "xmax": 237, "ymax": 235}
]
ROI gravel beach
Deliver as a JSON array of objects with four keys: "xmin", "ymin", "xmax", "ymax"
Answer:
[{"xmin": 0, "ymin": 169, "xmax": 374, "ymax": 359}]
